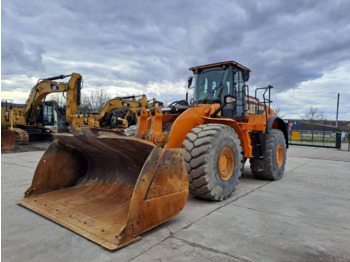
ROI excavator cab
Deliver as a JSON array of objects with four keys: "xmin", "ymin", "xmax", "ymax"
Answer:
[{"xmin": 35, "ymin": 102, "xmax": 55, "ymax": 127}]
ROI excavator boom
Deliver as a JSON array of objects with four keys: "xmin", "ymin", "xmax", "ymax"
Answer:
[{"xmin": 24, "ymin": 73, "xmax": 82, "ymax": 124}]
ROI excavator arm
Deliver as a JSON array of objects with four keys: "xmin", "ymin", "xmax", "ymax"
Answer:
[
  {"xmin": 96, "ymin": 94, "xmax": 162, "ymax": 129},
  {"xmin": 97, "ymin": 95, "xmax": 146, "ymax": 123},
  {"xmin": 24, "ymin": 73, "xmax": 82, "ymax": 124}
]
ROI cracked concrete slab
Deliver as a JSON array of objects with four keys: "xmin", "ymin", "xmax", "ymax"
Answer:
[
  {"xmin": 2, "ymin": 146, "xmax": 350, "ymax": 261},
  {"xmin": 131, "ymin": 237, "xmax": 241, "ymax": 262},
  {"xmin": 1, "ymin": 151, "xmax": 44, "ymax": 165},
  {"xmin": 286, "ymin": 146, "xmax": 350, "ymax": 162},
  {"xmin": 165, "ymin": 186, "xmax": 265, "ymax": 234},
  {"xmin": 1, "ymin": 162, "xmax": 35, "ymax": 185},
  {"xmin": 174, "ymin": 204, "xmax": 350, "ymax": 262}
]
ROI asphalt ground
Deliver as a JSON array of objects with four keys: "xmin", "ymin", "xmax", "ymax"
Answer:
[{"xmin": 1, "ymin": 145, "xmax": 350, "ymax": 262}]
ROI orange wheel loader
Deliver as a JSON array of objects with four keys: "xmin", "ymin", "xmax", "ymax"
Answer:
[{"xmin": 18, "ymin": 61, "xmax": 288, "ymax": 250}]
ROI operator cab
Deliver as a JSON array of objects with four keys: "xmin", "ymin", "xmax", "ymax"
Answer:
[
  {"xmin": 189, "ymin": 61, "xmax": 250, "ymax": 120},
  {"xmin": 35, "ymin": 101, "xmax": 55, "ymax": 126}
]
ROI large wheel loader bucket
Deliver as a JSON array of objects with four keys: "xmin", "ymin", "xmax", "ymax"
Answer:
[{"xmin": 17, "ymin": 130, "xmax": 189, "ymax": 250}]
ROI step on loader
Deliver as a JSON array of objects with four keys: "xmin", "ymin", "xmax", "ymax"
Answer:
[{"xmin": 18, "ymin": 61, "xmax": 288, "ymax": 250}]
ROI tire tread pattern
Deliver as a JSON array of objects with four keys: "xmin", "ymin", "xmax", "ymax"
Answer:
[
  {"xmin": 183, "ymin": 124, "xmax": 242, "ymax": 201},
  {"xmin": 250, "ymin": 129, "xmax": 286, "ymax": 180}
]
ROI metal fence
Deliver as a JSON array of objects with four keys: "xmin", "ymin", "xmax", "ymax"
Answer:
[{"xmin": 288, "ymin": 130, "xmax": 345, "ymax": 149}]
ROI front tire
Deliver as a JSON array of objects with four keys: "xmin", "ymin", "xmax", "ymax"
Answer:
[{"xmin": 183, "ymin": 124, "xmax": 242, "ymax": 201}]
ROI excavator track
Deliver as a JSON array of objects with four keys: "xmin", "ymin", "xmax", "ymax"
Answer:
[{"xmin": 12, "ymin": 128, "xmax": 29, "ymax": 145}]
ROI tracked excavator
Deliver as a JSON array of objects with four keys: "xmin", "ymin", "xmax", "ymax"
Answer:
[
  {"xmin": 1, "ymin": 100, "xmax": 64, "ymax": 149},
  {"xmin": 1, "ymin": 73, "xmax": 83, "ymax": 148},
  {"xmin": 2, "ymin": 100, "xmax": 28, "ymax": 149},
  {"xmin": 18, "ymin": 61, "xmax": 288, "ymax": 250},
  {"xmin": 77, "ymin": 94, "xmax": 162, "ymax": 130},
  {"xmin": 1, "ymin": 73, "xmax": 159, "ymax": 148}
]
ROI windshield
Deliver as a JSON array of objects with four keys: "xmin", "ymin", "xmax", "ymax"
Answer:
[{"xmin": 194, "ymin": 66, "xmax": 233, "ymax": 104}]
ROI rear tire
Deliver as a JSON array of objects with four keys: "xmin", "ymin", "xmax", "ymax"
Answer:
[
  {"xmin": 183, "ymin": 124, "xmax": 242, "ymax": 201},
  {"xmin": 250, "ymin": 129, "xmax": 286, "ymax": 180}
]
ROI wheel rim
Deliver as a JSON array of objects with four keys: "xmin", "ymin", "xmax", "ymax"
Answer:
[
  {"xmin": 217, "ymin": 146, "xmax": 235, "ymax": 181},
  {"xmin": 276, "ymin": 144, "xmax": 284, "ymax": 167}
]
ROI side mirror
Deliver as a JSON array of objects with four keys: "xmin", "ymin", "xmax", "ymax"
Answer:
[
  {"xmin": 188, "ymin": 76, "xmax": 194, "ymax": 89},
  {"xmin": 242, "ymin": 70, "xmax": 250, "ymax": 82}
]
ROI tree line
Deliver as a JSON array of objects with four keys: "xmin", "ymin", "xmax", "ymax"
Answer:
[{"xmin": 48, "ymin": 88, "xmax": 112, "ymax": 112}]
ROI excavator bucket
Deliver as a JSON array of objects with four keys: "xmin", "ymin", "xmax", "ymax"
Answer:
[
  {"xmin": 1, "ymin": 128, "xmax": 16, "ymax": 150},
  {"xmin": 17, "ymin": 128, "xmax": 188, "ymax": 250}
]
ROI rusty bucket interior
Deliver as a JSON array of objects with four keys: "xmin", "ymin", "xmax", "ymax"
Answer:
[{"xmin": 18, "ymin": 131, "xmax": 189, "ymax": 250}]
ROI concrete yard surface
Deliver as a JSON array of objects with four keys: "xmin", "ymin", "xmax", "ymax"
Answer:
[{"xmin": 1, "ymin": 146, "xmax": 350, "ymax": 262}]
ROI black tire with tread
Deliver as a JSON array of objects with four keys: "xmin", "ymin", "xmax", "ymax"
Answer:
[
  {"xmin": 250, "ymin": 129, "xmax": 286, "ymax": 180},
  {"xmin": 182, "ymin": 124, "xmax": 243, "ymax": 201}
]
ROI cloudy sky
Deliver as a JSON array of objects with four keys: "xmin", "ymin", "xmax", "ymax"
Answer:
[{"xmin": 1, "ymin": 0, "xmax": 350, "ymax": 120}]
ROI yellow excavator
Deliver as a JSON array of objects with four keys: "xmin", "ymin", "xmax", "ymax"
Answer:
[
  {"xmin": 2, "ymin": 73, "xmax": 160, "ymax": 148},
  {"xmin": 18, "ymin": 61, "xmax": 288, "ymax": 250},
  {"xmin": 24, "ymin": 73, "xmax": 82, "ymax": 126},
  {"xmin": 2, "ymin": 100, "xmax": 27, "ymax": 149},
  {"xmin": 1, "ymin": 73, "xmax": 82, "ymax": 148},
  {"xmin": 74, "ymin": 94, "xmax": 161, "ymax": 130},
  {"xmin": 1, "ymin": 100, "xmax": 60, "ymax": 149},
  {"xmin": 20, "ymin": 73, "xmax": 161, "ymax": 130}
]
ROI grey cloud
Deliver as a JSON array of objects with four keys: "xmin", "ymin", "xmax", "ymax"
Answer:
[
  {"xmin": 2, "ymin": 33, "xmax": 45, "ymax": 76},
  {"xmin": 2, "ymin": 0, "xmax": 350, "ymax": 101}
]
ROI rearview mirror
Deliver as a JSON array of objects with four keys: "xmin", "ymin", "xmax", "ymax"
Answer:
[
  {"xmin": 242, "ymin": 70, "xmax": 250, "ymax": 82},
  {"xmin": 188, "ymin": 76, "xmax": 194, "ymax": 89}
]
